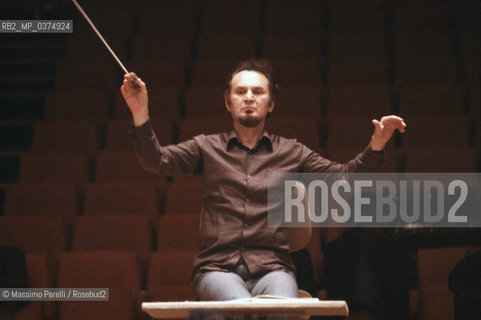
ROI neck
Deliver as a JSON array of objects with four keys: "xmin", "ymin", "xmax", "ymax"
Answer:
[{"xmin": 233, "ymin": 121, "xmax": 265, "ymax": 149}]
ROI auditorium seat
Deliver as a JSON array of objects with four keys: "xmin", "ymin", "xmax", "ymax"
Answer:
[
  {"xmin": 0, "ymin": 216, "xmax": 66, "ymax": 284},
  {"xmin": 189, "ymin": 59, "xmax": 238, "ymax": 88},
  {"xmin": 18, "ymin": 152, "xmax": 90, "ymax": 187},
  {"xmin": 44, "ymin": 88, "xmax": 110, "ymax": 120},
  {"xmin": 163, "ymin": 178, "xmax": 203, "ymax": 215},
  {"xmin": 328, "ymin": 56, "xmax": 390, "ymax": 85},
  {"xmin": 71, "ymin": 0, "xmax": 135, "ymax": 38},
  {"xmin": 3, "ymin": 183, "xmax": 78, "ymax": 227},
  {"xmin": 32, "ymin": 120, "xmax": 100, "ymax": 157},
  {"xmin": 146, "ymin": 250, "xmax": 197, "ymax": 302},
  {"xmin": 327, "ymin": 84, "xmax": 392, "ymax": 118},
  {"xmin": 57, "ymin": 251, "xmax": 142, "ymax": 320},
  {"xmin": 131, "ymin": 35, "xmax": 192, "ymax": 62},
  {"xmin": 94, "ymin": 151, "xmax": 167, "ymax": 184},
  {"xmin": 417, "ymin": 247, "xmax": 478, "ymax": 320},
  {"xmin": 455, "ymin": 1, "xmax": 480, "ymax": 90},
  {"xmin": 83, "ymin": 182, "xmax": 160, "ymax": 224},
  {"xmin": 72, "ymin": 215, "xmax": 152, "ymax": 266},
  {"xmin": 105, "ymin": 120, "xmax": 174, "ymax": 151},
  {"xmin": 397, "ymin": 84, "xmax": 465, "ymax": 116},
  {"xmin": 395, "ymin": 55, "xmax": 460, "ymax": 86},
  {"xmin": 328, "ymin": 31, "xmax": 388, "ymax": 59},
  {"xmin": 391, "ymin": 0, "xmax": 454, "ymax": 60},
  {"xmin": 199, "ymin": 0, "xmax": 261, "ymax": 35},
  {"xmin": 54, "ymin": 60, "xmax": 120, "ymax": 93},
  {"xmin": 327, "ymin": 0, "xmax": 387, "ymax": 35},
  {"xmin": 401, "ymin": 116, "xmax": 474, "ymax": 148},
  {"xmin": 178, "ymin": 118, "xmax": 232, "ymax": 142},
  {"xmin": 263, "ymin": 0, "xmax": 322, "ymax": 34},
  {"xmin": 404, "ymin": 147, "xmax": 477, "ymax": 172},
  {"xmin": 392, "ymin": 2, "xmax": 454, "ymax": 58},
  {"xmin": 62, "ymin": 33, "xmax": 129, "ymax": 73},
  {"xmin": 13, "ymin": 253, "xmax": 54, "ymax": 320},
  {"xmin": 184, "ymin": 87, "xmax": 231, "ymax": 120},
  {"xmin": 126, "ymin": 61, "xmax": 187, "ymax": 89},
  {"xmin": 274, "ymin": 86, "xmax": 323, "ymax": 118},
  {"xmin": 394, "ymin": 29, "xmax": 455, "ymax": 58},
  {"xmin": 114, "ymin": 86, "xmax": 181, "ymax": 121},
  {"xmin": 266, "ymin": 118, "xmax": 322, "ymax": 152},
  {"xmin": 137, "ymin": 0, "xmax": 196, "ymax": 36},
  {"xmin": 262, "ymin": 33, "xmax": 322, "ymax": 59},
  {"xmin": 157, "ymin": 214, "xmax": 200, "ymax": 251},
  {"xmin": 196, "ymin": 34, "xmax": 257, "ymax": 60},
  {"xmin": 270, "ymin": 59, "xmax": 323, "ymax": 87},
  {"xmin": 325, "ymin": 116, "xmax": 381, "ymax": 151}
]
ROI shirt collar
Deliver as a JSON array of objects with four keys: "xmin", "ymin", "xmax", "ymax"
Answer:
[{"xmin": 226, "ymin": 130, "xmax": 273, "ymax": 151}]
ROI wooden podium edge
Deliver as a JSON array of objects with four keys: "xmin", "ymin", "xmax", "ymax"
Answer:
[{"xmin": 142, "ymin": 298, "xmax": 349, "ymax": 319}]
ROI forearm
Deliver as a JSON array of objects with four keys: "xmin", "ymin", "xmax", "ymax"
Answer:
[
  {"xmin": 303, "ymin": 145, "xmax": 383, "ymax": 174},
  {"xmin": 130, "ymin": 120, "xmax": 202, "ymax": 176}
]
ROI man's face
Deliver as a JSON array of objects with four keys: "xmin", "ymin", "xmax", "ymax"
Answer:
[{"xmin": 225, "ymin": 70, "xmax": 274, "ymax": 128}]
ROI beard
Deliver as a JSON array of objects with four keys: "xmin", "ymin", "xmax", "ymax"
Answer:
[{"xmin": 238, "ymin": 112, "xmax": 262, "ymax": 128}]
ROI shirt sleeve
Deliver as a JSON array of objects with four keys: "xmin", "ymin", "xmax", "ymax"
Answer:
[
  {"xmin": 300, "ymin": 144, "xmax": 384, "ymax": 173},
  {"xmin": 130, "ymin": 120, "xmax": 202, "ymax": 176}
]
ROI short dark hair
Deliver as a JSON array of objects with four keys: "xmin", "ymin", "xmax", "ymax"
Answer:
[{"xmin": 224, "ymin": 58, "xmax": 278, "ymax": 106}]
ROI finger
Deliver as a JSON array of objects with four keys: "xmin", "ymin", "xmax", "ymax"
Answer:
[
  {"xmin": 381, "ymin": 117, "xmax": 406, "ymax": 133},
  {"xmin": 121, "ymin": 79, "xmax": 129, "ymax": 94},
  {"xmin": 121, "ymin": 79, "xmax": 133, "ymax": 96},
  {"xmin": 381, "ymin": 115, "xmax": 404, "ymax": 122},
  {"xmin": 372, "ymin": 119, "xmax": 382, "ymax": 134},
  {"xmin": 124, "ymin": 72, "xmax": 139, "ymax": 87}
]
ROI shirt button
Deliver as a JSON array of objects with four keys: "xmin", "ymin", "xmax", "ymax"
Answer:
[
  {"xmin": 244, "ymin": 223, "xmax": 248, "ymax": 227},
  {"xmin": 246, "ymin": 198, "xmax": 250, "ymax": 202},
  {"xmin": 247, "ymin": 175, "xmax": 251, "ymax": 179}
]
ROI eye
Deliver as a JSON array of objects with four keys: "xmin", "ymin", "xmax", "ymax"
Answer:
[{"xmin": 235, "ymin": 88, "xmax": 246, "ymax": 95}]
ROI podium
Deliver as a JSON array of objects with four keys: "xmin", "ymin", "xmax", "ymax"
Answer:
[{"xmin": 142, "ymin": 297, "xmax": 349, "ymax": 319}]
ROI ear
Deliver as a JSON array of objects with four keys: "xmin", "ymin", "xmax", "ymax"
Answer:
[
  {"xmin": 268, "ymin": 101, "xmax": 275, "ymax": 113},
  {"xmin": 224, "ymin": 96, "xmax": 231, "ymax": 112}
]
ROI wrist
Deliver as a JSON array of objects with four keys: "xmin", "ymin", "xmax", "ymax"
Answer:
[
  {"xmin": 133, "ymin": 112, "xmax": 150, "ymax": 127},
  {"xmin": 370, "ymin": 139, "xmax": 385, "ymax": 151}
]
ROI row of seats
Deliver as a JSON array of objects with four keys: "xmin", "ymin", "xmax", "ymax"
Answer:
[
  {"xmin": 11, "ymin": 250, "xmax": 195, "ymax": 320},
  {"xmin": 28, "ymin": 114, "xmax": 477, "ymax": 151},
  {"xmin": 0, "ymin": 214, "xmax": 199, "ymax": 267},
  {"xmin": 69, "ymin": 0, "xmax": 475, "ymax": 52},
  {"xmin": 55, "ymin": 53, "xmax": 471, "ymax": 91},
  {"xmin": 415, "ymin": 246, "xmax": 480, "ymax": 320},
  {"xmin": 46, "ymin": 82, "xmax": 472, "ymax": 120},
  {"xmin": 3, "ymin": 179, "xmax": 204, "ymax": 218},
  {"xmin": 12, "ymin": 143, "xmax": 481, "ymax": 191},
  {"xmin": 61, "ymin": 0, "xmax": 477, "ymax": 91},
  {"xmin": 9, "ymin": 242, "xmax": 479, "ymax": 320},
  {"xmin": 13, "ymin": 146, "xmax": 481, "ymax": 191}
]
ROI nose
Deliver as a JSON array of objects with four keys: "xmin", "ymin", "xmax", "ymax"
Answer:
[{"xmin": 245, "ymin": 90, "xmax": 254, "ymax": 101}]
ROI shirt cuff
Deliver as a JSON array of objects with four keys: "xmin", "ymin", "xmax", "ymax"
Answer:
[
  {"xmin": 369, "ymin": 147, "xmax": 384, "ymax": 155},
  {"xmin": 130, "ymin": 119, "xmax": 154, "ymax": 140},
  {"xmin": 358, "ymin": 145, "xmax": 384, "ymax": 163}
]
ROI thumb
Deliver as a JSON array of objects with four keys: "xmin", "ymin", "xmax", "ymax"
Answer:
[{"xmin": 372, "ymin": 119, "xmax": 382, "ymax": 134}]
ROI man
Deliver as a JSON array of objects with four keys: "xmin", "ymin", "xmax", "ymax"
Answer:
[{"xmin": 121, "ymin": 59, "xmax": 406, "ymax": 301}]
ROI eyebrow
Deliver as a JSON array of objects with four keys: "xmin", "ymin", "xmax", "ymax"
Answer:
[{"xmin": 233, "ymin": 86, "xmax": 266, "ymax": 90}]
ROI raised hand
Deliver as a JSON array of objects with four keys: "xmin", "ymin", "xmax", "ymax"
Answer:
[
  {"xmin": 370, "ymin": 115, "xmax": 406, "ymax": 151},
  {"xmin": 121, "ymin": 72, "xmax": 149, "ymax": 126}
]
